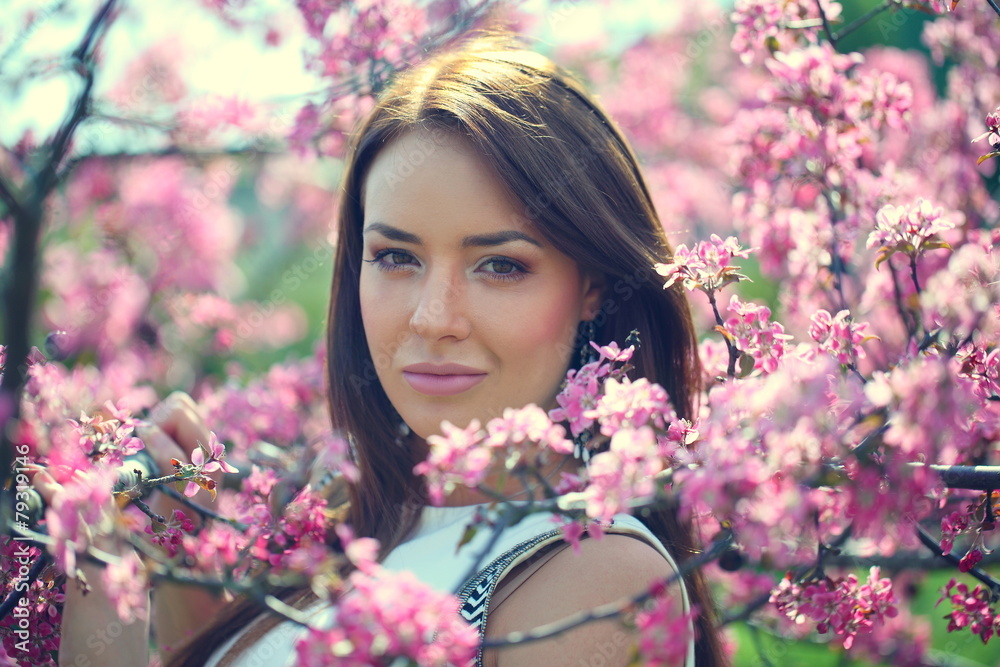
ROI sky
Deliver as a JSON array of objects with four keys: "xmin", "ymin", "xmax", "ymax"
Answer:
[{"xmin": 0, "ymin": 0, "xmax": 688, "ymax": 150}]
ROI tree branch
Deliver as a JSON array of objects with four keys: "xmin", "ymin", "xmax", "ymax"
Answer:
[
  {"xmin": 0, "ymin": 177, "xmax": 24, "ymax": 220},
  {"xmin": 1, "ymin": 0, "xmax": 120, "ymax": 530},
  {"xmin": 915, "ymin": 463, "xmax": 1000, "ymax": 491}
]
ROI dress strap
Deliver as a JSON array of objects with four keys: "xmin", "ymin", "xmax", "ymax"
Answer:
[{"xmin": 456, "ymin": 528, "xmax": 563, "ymax": 667}]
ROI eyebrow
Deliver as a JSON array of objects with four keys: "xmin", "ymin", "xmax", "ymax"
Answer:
[{"xmin": 362, "ymin": 222, "xmax": 544, "ymax": 249}]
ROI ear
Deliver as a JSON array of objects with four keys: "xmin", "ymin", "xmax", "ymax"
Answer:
[{"xmin": 580, "ymin": 270, "xmax": 606, "ymax": 321}]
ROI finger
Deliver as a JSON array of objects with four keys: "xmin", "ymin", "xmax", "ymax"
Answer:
[
  {"xmin": 149, "ymin": 392, "xmax": 213, "ymax": 457},
  {"xmin": 28, "ymin": 467, "xmax": 61, "ymax": 506},
  {"xmin": 134, "ymin": 423, "xmax": 186, "ymax": 474}
]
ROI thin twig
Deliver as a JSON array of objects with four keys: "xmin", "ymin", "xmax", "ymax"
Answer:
[
  {"xmin": 706, "ymin": 290, "xmax": 739, "ymax": 378},
  {"xmin": 131, "ymin": 497, "xmax": 165, "ymax": 524},
  {"xmin": 161, "ymin": 486, "xmax": 249, "ymax": 530},
  {"xmin": 915, "ymin": 524, "xmax": 1000, "ymax": 597},
  {"xmin": 834, "ymin": 0, "xmax": 897, "ymax": 44},
  {"xmin": 813, "ymin": 0, "xmax": 839, "ymax": 48},
  {"xmin": 454, "ymin": 511, "xmax": 509, "ymax": 594}
]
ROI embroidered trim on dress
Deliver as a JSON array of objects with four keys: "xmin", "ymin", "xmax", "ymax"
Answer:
[{"xmin": 456, "ymin": 529, "xmax": 562, "ymax": 667}]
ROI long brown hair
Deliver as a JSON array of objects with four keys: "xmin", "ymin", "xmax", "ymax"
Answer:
[{"xmin": 167, "ymin": 32, "xmax": 726, "ymax": 666}]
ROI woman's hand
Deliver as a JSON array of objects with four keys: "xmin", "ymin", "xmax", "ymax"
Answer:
[{"xmin": 140, "ymin": 392, "xmax": 224, "ymax": 526}]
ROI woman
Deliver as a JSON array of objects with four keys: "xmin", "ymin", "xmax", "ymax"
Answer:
[{"xmin": 42, "ymin": 32, "xmax": 725, "ymax": 666}]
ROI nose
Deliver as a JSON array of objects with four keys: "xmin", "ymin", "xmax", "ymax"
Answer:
[{"xmin": 409, "ymin": 268, "xmax": 471, "ymax": 341}]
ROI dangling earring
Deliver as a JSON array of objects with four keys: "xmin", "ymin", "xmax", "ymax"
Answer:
[
  {"xmin": 573, "ymin": 430, "xmax": 592, "ymax": 463},
  {"xmin": 573, "ymin": 319, "xmax": 597, "ymax": 464},
  {"xmin": 395, "ymin": 420, "xmax": 411, "ymax": 447},
  {"xmin": 577, "ymin": 319, "xmax": 597, "ymax": 367}
]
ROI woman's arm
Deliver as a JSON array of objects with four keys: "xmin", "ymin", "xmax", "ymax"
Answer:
[
  {"xmin": 484, "ymin": 534, "xmax": 687, "ymax": 667},
  {"xmin": 30, "ymin": 470, "xmax": 150, "ymax": 667},
  {"xmin": 141, "ymin": 393, "xmax": 231, "ymax": 656}
]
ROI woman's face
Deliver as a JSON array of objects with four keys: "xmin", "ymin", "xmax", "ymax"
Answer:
[{"xmin": 359, "ymin": 129, "xmax": 603, "ymax": 440}]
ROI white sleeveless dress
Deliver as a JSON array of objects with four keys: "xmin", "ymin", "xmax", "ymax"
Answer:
[{"xmin": 203, "ymin": 504, "xmax": 696, "ymax": 666}]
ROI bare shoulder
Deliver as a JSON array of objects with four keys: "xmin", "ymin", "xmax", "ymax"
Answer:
[{"xmin": 484, "ymin": 535, "xmax": 685, "ymax": 667}]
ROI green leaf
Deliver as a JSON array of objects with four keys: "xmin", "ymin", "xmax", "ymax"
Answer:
[
  {"xmin": 456, "ymin": 523, "xmax": 478, "ymax": 554},
  {"xmin": 737, "ymin": 352, "xmax": 756, "ymax": 378},
  {"xmin": 874, "ymin": 248, "xmax": 895, "ymax": 270}
]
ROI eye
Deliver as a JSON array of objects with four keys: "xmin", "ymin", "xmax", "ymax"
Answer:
[
  {"xmin": 364, "ymin": 248, "xmax": 417, "ymax": 272},
  {"xmin": 478, "ymin": 256, "xmax": 528, "ymax": 283}
]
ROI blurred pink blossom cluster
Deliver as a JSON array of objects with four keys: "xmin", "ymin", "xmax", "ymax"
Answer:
[
  {"xmin": 731, "ymin": 0, "xmax": 843, "ymax": 65},
  {"xmin": 415, "ymin": 404, "xmax": 572, "ymax": 505},
  {"xmin": 937, "ymin": 578, "xmax": 1000, "ymax": 644},
  {"xmin": 770, "ymin": 567, "xmax": 898, "ymax": 649},
  {"xmin": 634, "ymin": 589, "xmax": 698, "ymax": 667},
  {"xmin": 808, "ymin": 309, "xmax": 872, "ymax": 367},
  {"xmin": 294, "ymin": 526, "xmax": 479, "ymax": 666}
]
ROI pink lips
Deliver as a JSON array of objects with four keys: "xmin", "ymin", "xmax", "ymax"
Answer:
[{"xmin": 402, "ymin": 363, "xmax": 487, "ymax": 396}]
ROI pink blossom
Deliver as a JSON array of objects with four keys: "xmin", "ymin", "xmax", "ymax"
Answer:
[
  {"xmin": 867, "ymin": 198, "xmax": 959, "ymax": 265},
  {"xmin": 635, "ymin": 591, "xmax": 697, "ymax": 667},
  {"xmin": 583, "ymin": 427, "xmax": 664, "ymax": 522},
  {"xmin": 73, "ymin": 401, "xmax": 145, "ymax": 468},
  {"xmin": 43, "ymin": 466, "xmax": 119, "ymax": 573},
  {"xmin": 174, "ymin": 95, "xmax": 268, "ymax": 144},
  {"xmin": 549, "ymin": 359, "xmax": 609, "ymax": 437},
  {"xmin": 654, "ymin": 234, "xmax": 752, "ymax": 295},
  {"xmin": 335, "ymin": 524, "xmax": 380, "ymax": 575},
  {"xmin": 413, "ymin": 420, "xmax": 489, "ymax": 505},
  {"xmin": 483, "ymin": 404, "xmax": 572, "ymax": 459},
  {"xmin": 295, "ymin": 566, "xmax": 477, "ymax": 666},
  {"xmin": 922, "ymin": 243, "xmax": 1000, "ymax": 341},
  {"xmin": 770, "ymin": 567, "xmax": 898, "ymax": 648},
  {"xmin": 100, "ymin": 550, "xmax": 148, "ymax": 624},
  {"xmin": 587, "ymin": 376, "xmax": 676, "ymax": 437},
  {"xmin": 936, "ymin": 578, "xmax": 1000, "ymax": 644},
  {"xmin": 589, "ymin": 340, "xmax": 635, "ymax": 363},
  {"xmin": 863, "ymin": 355, "xmax": 981, "ymax": 462},
  {"xmin": 256, "ymin": 487, "xmax": 329, "ymax": 571},
  {"xmin": 808, "ymin": 309, "xmax": 873, "ymax": 366},
  {"xmin": 972, "ymin": 107, "xmax": 1000, "ymax": 159},
  {"xmin": 730, "ymin": 0, "xmax": 843, "ymax": 66},
  {"xmin": 192, "ymin": 432, "xmax": 239, "ymax": 475},
  {"xmin": 958, "ymin": 547, "xmax": 984, "ymax": 573},
  {"xmin": 723, "ymin": 296, "xmax": 793, "ymax": 374},
  {"xmin": 145, "ymin": 509, "xmax": 196, "ymax": 558},
  {"xmin": 940, "ymin": 509, "xmax": 971, "ymax": 556},
  {"xmin": 0, "ymin": 540, "xmax": 63, "ymax": 663}
]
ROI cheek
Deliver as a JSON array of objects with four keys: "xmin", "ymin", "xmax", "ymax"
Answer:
[
  {"xmin": 497, "ymin": 286, "xmax": 581, "ymax": 368},
  {"xmin": 359, "ymin": 280, "xmax": 403, "ymax": 367}
]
